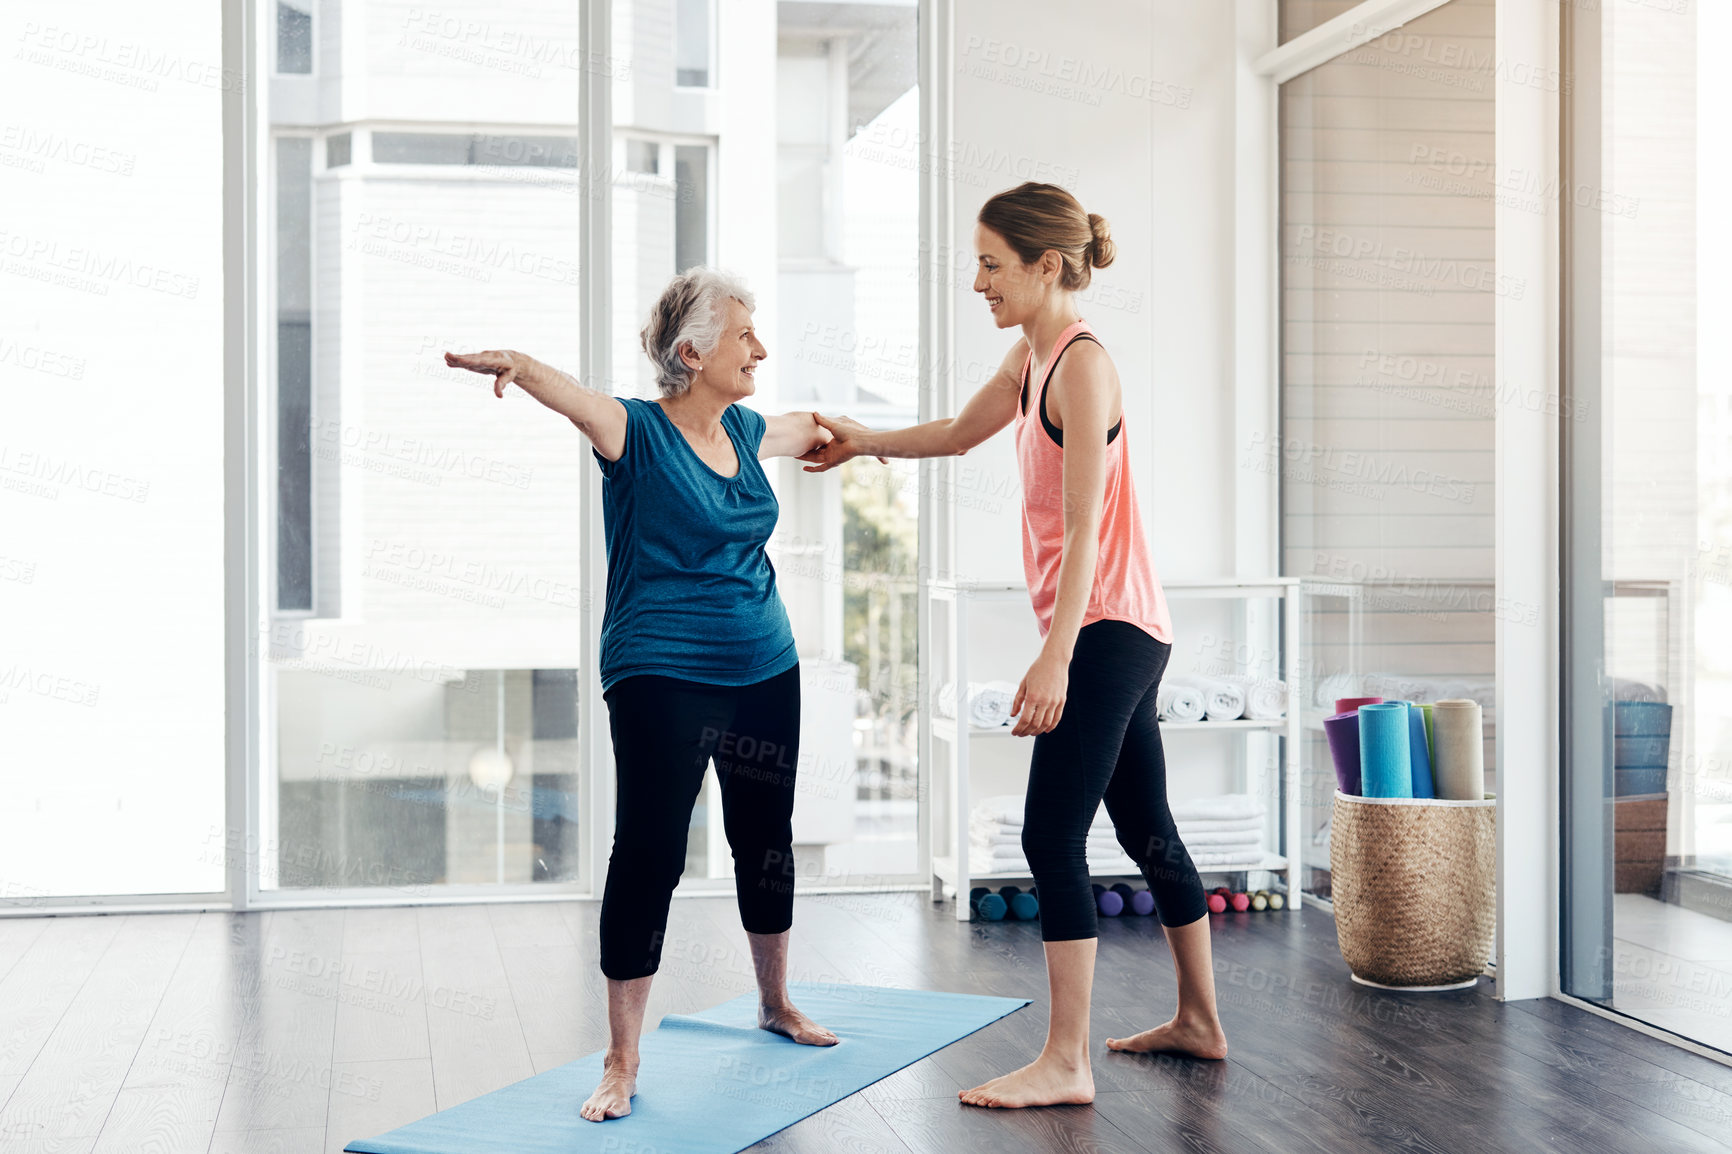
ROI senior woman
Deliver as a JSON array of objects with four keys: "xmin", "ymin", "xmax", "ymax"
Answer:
[{"xmin": 446, "ymin": 267, "xmax": 853, "ymax": 1123}]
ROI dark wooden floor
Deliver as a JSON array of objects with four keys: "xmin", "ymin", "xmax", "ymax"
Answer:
[{"xmin": 2, "ymin": 893, "xmax": 1731, "ymax": 1153}]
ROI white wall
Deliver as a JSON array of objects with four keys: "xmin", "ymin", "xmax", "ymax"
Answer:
[
  {"xmin": 949, "ymin": 0, "xmax": 1243, "ymax": 584},
  {"xmin": 948, "ymin": 1, "xmax": 1251, "ymax": 799}
]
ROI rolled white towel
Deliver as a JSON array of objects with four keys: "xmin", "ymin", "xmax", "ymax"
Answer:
[
  {"xmin": 1170, "ymin": 793, "xmax": 1264, "ymax": 823},
  {"xmin": 1224, "ymin": 675, "xmax": 1287, "ymax": 720},
  {"xmin": 939, "ymin": 681, "xmax": 1017, "ymax": 728},
  {"xmin": 1167, "ymin": 674, "xmax": 1246, "ymax": 721},
  {"xmin": 1157, "ymin": 683, "xmax": 1206, "ymax": 723},
  {"xmin": 1315, "ymin": 672, "xmax": 1362, "ymax": 710}
]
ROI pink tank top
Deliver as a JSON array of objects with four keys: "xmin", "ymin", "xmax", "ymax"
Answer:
[{"xmin": 1013, "ymin": 320, "xmax": 1173, "ymax": 645}]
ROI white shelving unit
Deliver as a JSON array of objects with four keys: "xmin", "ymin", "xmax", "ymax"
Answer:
[{"xmin": 924, "ymin": 578, "xmax": 1304, "ymax": 920}]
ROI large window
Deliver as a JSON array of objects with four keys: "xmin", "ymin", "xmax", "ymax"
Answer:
[
  {"xmin": 1, "ymin": 0, "xmax": 228, "ymax": 901},
  {"xmin": 611, "ymin": 0, "xmax": 923, "ymax": 887},
  {"xmin": 262, "ymin": 1, "xmax": 587, "ymax": 892},
  {"xmin": 1562, "ymin": 0, "xmax": 1732, "ymax": 1055},
  {"xmin": 1278, "ymin": 0, "xmax": 1498, "ymax": 896}
]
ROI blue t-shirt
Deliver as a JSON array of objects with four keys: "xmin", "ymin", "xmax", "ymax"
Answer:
[{"xmin": 592, "ymin": 397, "xmax": 799, "ymax": 691}]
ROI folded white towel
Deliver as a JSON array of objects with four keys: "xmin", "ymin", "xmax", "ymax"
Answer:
[
  {"xmin": 1156, "ymin": 683, "xmax": 1206, "ymax": 723},
  {"xmin": 1180, "ymin": 828, "xmax": 1265, "ymax": 848},
  {"xmin": 976, "ymin": 795, "xmax": 1266, "ymax": 832},
  {"xmin": 1223, "ymin": 675, "xmax": 1287, "ymax": 720},
  {"xmin": 970, "ymin": 830, "xmax": 1120, "ymax": 851},
  {"xmin": 1167, "ymin": 674, "xmax": 1246, "ymax": 721},
  {"xmin": 969, "ymin": 846, "xmax": 1142, "ymax": 875},
  {"xmin": 939, "ymin": 680, "xmax": 1018, "ymax": 728},
  {"xmin": 1190, "ymin": 847, "xmax": 1269, "ymax": 869},
  {"xmin": 1170, "ymin": 794, "xmax": 1264, "ymax": 823},
  {"xmin": 972, "ymin": 795, "xmax": 1115, "ymax": 832},
  {"xmin": 1175, "ymin": 815, "xmax": 1263, "ymax": 835}
]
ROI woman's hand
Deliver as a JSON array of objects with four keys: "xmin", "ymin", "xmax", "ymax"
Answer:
[
  {"xmin": 799, "ymin": 413, "xmax": 886, "ymax": 471},
  {"xmin": 1011, "ymin": 649, "xmax": 1070, "ymax": 737},
  {"xmin": 445, "ymin": 349, "xmax": 529, "ymax": 398}
]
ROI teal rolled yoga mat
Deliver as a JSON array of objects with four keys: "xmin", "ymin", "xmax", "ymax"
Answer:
[
  {"xmin": 1403, "ymin": 701, "xmax": 1435, "ymax": 799},
  {"xmin": 1358, "ymin": 702, "xmax": 1413, "ymax": 799},
  {"xmin": 1432, "ymin": 698, "xmax": 1485, "ymax": 801}
]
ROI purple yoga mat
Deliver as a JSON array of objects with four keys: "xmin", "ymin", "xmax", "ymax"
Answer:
[{"xmin": 1324, "ymin": 710, "xmax": 1362, "ymax": 795}]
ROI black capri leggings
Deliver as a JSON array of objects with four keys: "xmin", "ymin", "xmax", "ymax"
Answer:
[
  {"xmin": 599, "ymin": 664, "xmax": 801, "ymax": 980},
  {"xmin": 1021, "ymin": 619, "xmax": 1208, "ymax": 940}
]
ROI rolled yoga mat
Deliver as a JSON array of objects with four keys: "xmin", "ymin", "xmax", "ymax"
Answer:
[
  {"xmin": 1418, "ymin": 702, "xmax": 1435, "ymax": 760},
  {"xmin": 1336, "ymin": 695, "xmax": 1384, "ymax": 715},
  {"xmin": 1324, "ymin": 710, "xmax": 1363, "ymax": 795},
  {"xmin": 1431, "ymin": 698, "xmax": 1485, "ymax": 801},
  {"xmin": 342, "ymin": 984, "xmax": 1029, "ymax": 1154},
  {"xmin": 1402, "ymin": 700, "xmax": 1435, "ymax": 799},
  {"xmin": 1358, "ymin": 702, "xmax": 1414, "ymax": 799}
]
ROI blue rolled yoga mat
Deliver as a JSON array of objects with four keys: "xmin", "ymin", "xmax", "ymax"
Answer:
[
  {"xmin": 1358, "ymin": 702, "xmax": 1414, "ymax": 799},
  {"xmin": 1324, "ymin": 710, "xmax": 1362, "ymax": 795},
  {"xmin": 1402, "ymin": 700, "xmax": 1435, "ymax": 799},
  {"xmin": 342, "ymin": 983, "xmax": 1028, "ymax": 1154}
]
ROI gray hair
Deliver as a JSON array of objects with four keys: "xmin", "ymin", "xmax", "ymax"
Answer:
[{"xmin": 639, "ymin": 267, "xmax": 757, "ymax": 397}]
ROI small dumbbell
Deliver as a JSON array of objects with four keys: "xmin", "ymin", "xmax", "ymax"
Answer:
[
  {"xmin": 970, "ymin": 886, "xmax": 1007, "ymax": 921},
  {"xmin": 999, "ymin": 885, "xmax": 1039, "ymax": 921}
]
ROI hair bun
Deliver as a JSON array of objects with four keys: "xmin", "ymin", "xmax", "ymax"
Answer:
[{"xmin": 1087, "ymin": 213, "xmax": 1116, "ymax": 270}]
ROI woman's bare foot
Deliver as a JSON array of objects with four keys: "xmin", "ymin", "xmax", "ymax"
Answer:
[
  {"xmin": 759, "ymin": 1002, "xmax": 839, "ymax": 1046},
  {"xmin": 1104, "ymin": 1014, "xmax": 1228, "ymax": 1060},
  {"xmin": 579, "ymin": 1055, "xmax": 639, "ymax": 1122},
  {"xmin": 958, "ymin": 1053, "xmax": 1094, "ymax": 1108}
]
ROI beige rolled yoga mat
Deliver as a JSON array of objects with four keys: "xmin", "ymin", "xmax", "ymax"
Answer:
[{"xmin": 1432, "ymin": 699, "xmax": 1485, "ymax": 801}]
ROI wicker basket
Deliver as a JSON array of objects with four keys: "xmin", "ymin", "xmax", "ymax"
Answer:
[{"xmin": 1330, "ymin": 791, "xmax": 1496, "ymax": 989}]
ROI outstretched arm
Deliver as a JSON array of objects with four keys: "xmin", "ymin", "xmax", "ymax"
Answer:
[
  {"xmin": 444, "ymin": 349, "xmax": 629, "ymax": 461},
  {"xmin": 760, "ymin": 411, "xmax": 890, "ymax": 463},
  {"xmin": 798, "ymin": 337, "xmax": 1028, "ymax": 471},
  {"xmin": 760, "ymin": 411, "xmax": 830, "ymax": 459}
]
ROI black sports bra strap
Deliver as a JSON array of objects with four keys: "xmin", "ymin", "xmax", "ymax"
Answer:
[{"xmin": 1036, "ymin": 333, "xmax": 1120, "ymax": 449}]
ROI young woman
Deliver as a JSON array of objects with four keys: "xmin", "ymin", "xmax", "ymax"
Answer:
[
  {"xmin": 447, "ymin": 268, "xmax": 851, "ymax": 1123},
  {"xmin": 800, "ymin": 182, "xmax": 1228, "ymax": 1108}
]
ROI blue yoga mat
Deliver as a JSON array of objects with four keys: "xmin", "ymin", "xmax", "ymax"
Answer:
[
  {"xmin": 342, "ymin": 983, "xmax": 1028, "ymax": 1154},
  {"xmin": 1359, "ymin": 702, "xmax": 1413, "ymax": 799},
  {"xmin": 1402, "ymin": 700, "xmax": 1435, "ymax": 799}
]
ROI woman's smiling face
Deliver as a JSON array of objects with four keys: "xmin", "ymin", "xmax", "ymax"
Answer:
[
  {"xmin": 689, "ymin": 296, "xmax": 766, "ymax": 398},
  {"xmin": 973, "ymin": 223, "xmax": 1045, "ymax": 329}
]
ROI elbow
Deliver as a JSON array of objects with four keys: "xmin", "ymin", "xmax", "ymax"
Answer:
[{"xmin": 946, "ymin": 421, "xmax": 971, "ymax": 457}]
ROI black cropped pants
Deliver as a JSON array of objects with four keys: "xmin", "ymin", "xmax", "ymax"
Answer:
[
  {"xmin": 599, "ymin": 665, "xmax": 800, "ymax": 980},
  {"xmin": 1021, "ymin": 619, "xmax": 1209, "ymax": 940}
]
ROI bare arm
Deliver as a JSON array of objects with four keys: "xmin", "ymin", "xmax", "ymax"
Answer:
[
  {"xmin": 797, "ymin": 338, "xmax": 1029, "ymax": 471},
  {"xmin": 760, "ymin": 411, "xmax": 830, "ymax": 459},
  {"xmin": 444, "ymin": 349, "xmax": 629, "ymax": 460}
]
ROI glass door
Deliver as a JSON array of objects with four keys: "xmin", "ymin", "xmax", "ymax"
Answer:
[{"xmin": 1562, "ymin": 0, "xmax": 1732, "ymax": 1054}]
